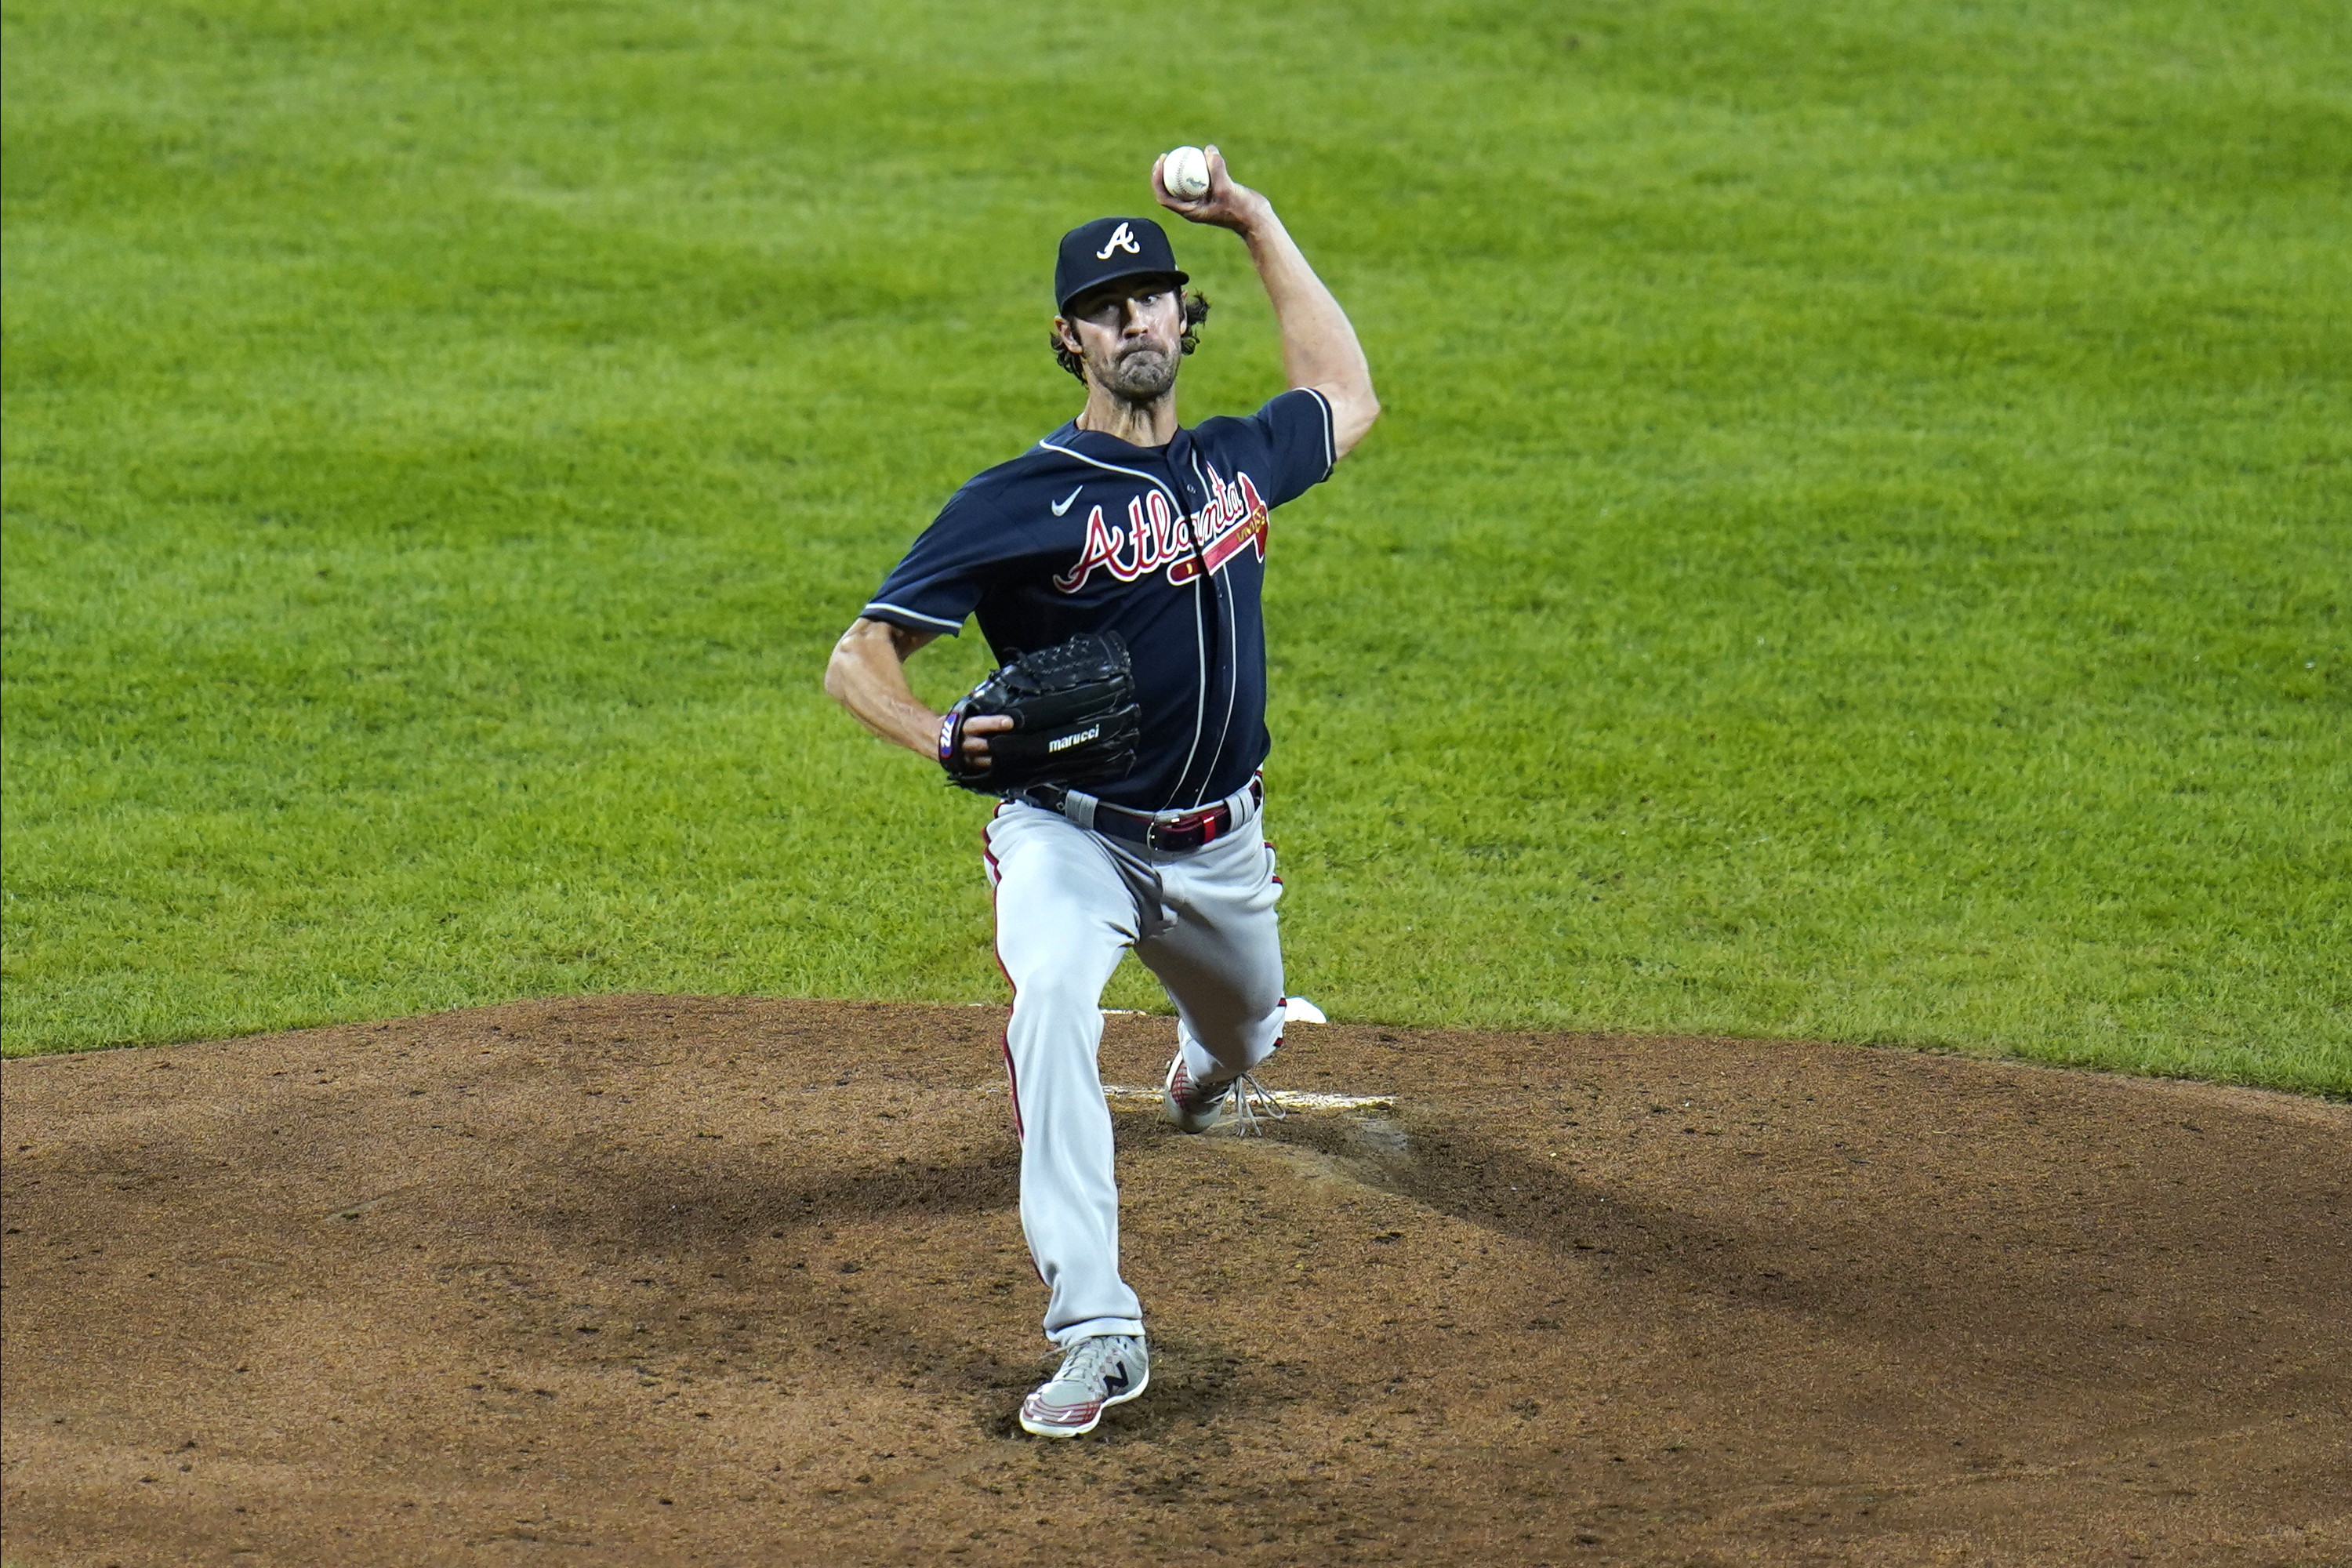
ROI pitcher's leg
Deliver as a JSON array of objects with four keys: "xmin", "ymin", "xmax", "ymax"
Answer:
[
  {"xmin": 985, "ymin": 806, "xmax": 1148, "ymax": 1344},
  {"xmin": 1134, "ymin": 829, "xmax": 1287, "ymax": 1083}
]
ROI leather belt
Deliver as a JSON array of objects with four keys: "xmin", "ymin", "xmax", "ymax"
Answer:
[{"xmin": 1025, "ymin": 779, "xmax": 1261, "ymax": 855}]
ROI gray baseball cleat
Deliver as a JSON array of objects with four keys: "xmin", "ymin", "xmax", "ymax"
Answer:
[
  {"xmin": 1018, "ymin": 1333, "xmax": 1149, "ymax": 1439},
  {"xmin": 1163, "ymin": 1050, "xmax": 1286, "ymax": 1135},
  {"xmin": 1162, "ymin": 1050, "xmax": 1236, "ymax": 1134}
]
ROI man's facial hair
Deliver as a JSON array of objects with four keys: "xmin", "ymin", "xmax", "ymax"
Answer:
[{"xmin": 1100, "ymin": 342, "xmax": 1175, "ymax": 400}]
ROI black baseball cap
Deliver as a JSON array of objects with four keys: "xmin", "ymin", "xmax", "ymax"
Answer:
[{"xmin": 1054, "ymin": 216, "xmax": 1189, "ymax": 314}]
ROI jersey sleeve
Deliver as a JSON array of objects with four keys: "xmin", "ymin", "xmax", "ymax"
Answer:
[
  {"xmin": 1242, "ymin": 387, "xmax": 1338, "ymax": 507},
  {"xmin": 859, "ymin": 485, "xmax": 1008, "ymax": 636}
]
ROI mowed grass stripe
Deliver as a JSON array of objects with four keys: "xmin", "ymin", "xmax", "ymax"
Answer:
[{"xmin": 2, "ymin": 0, "xmax": 2345, "ymax": 1089}]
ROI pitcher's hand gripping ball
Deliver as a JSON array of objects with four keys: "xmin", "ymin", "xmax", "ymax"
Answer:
[
  {"xmin": 938, "ymin": 631, "xmax": 1142, "ymax": 794},
  {"xmin": 1163, "ymin": 145, "xmax": 1211, "ymax": 200}
]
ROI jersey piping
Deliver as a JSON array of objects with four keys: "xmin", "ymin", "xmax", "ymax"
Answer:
[
  {"xmin": 1183, "ymin": 445, "xmax": 1240, "ymax": 811},
  {"xmin": 1031, "ymin": 439, "xmax": 1182, "ymax": 510},
  {"xmin": 861, "ymin": 600, "xmax": 965, "ymax": 633},
  {"xmin": 1301, "ymin": 387, "xmax": 1336, "ymax": 479},
  {"xmin": 1036, "ymin": 437, "xmax": 1210, "ymax": 811}
]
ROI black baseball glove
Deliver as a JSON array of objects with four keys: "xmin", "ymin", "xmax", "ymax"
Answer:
[{"xmin": 938, "ymin": 631, "xmax": 1142, "ymax": 795}]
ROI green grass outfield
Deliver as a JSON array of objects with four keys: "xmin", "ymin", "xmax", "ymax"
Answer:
[{"xmin": 4, "ymin": 0, "xmax": 2347, "ymax": 1091}]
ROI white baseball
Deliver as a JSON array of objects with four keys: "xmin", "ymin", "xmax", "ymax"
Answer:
[{"xmin": 1163, "ymin": 145, "xmax": 1210, "ymax": 200}]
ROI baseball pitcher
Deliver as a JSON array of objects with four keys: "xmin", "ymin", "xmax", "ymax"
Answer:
[{"xmin": 824, "ymin": 147, "xmax": 1379, "ymax": 1437}]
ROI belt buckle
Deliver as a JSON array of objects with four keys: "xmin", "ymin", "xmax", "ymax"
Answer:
[{"xmin": 1150, "ymin": 806, "xmax": 1224, "ymax": 854}]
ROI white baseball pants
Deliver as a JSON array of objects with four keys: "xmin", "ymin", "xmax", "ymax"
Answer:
[{"xmin": 982, "ymin": 782, "xmax": 1286, "ymax": 1345}]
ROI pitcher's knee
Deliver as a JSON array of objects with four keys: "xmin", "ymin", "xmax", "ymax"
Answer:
[{"xmin": 1191, "ymin": 1002, "xmax": 1285, "ymax": 1077}]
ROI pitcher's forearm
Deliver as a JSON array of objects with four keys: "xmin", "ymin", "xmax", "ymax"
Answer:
[
  {"xmin": 833, "ymin": 668, "xmax": 943, "ymax": 759},
  {"xmin": 825, "ymin": 619, "xmax": 946, "ymax": 758}
]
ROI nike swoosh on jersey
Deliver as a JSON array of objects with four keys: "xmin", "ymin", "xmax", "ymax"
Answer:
[{"xmin": 1051, "ymin": 487, "xmax": 1083, "ymax": 517}]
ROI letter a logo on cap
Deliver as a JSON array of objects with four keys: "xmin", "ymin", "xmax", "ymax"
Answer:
[{"xmin": 1055, "ymin": 216, "xmax": 1187, "ymax": 313}]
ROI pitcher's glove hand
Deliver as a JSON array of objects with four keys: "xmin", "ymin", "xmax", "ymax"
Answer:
[{"xmin": 938, "ymin": 632, "xmax": 1141, "ymax": 795}]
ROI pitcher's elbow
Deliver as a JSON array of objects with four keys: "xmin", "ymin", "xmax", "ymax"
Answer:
[
  {"xmin": 1332, "ymin": 388, "xmax": 1381, "ymax": 459},
  {"xmin": 822, "ymin": 645, "xmax": 855, "ymax": 708}
]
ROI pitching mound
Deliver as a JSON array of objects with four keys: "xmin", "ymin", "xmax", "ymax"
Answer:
[{"xmin": 3, "ymin": 997, "xmax": 2345, "ymax": 1566}]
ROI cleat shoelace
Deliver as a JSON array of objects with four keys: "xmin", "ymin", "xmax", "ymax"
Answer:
[
  {"xmin": 1047, "ymin": 1336, "xmax": 1130, "ymax": 1400},
  {"xmin": 1171, "ymin": 1058, "xmax": 1287, "ymax": 1134},
  {"xmin": 1219, "ymin": 1073, "xmax": 1286, "ymax": 1135}
]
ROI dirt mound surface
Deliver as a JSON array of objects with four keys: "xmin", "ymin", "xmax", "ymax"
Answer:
[{"xmin": 3, "ymin": 996, "xmax": 2345, "ymax": 1566}]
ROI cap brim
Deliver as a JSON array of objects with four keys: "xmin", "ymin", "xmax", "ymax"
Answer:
[{"xmin": 1058, "ymin": 267, "xmax": 1190, "ymax": 315}]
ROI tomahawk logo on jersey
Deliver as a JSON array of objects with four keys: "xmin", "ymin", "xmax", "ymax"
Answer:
[{"xmin": 862, "ymin": 386, "xmax": 1335, "ymax": 814}]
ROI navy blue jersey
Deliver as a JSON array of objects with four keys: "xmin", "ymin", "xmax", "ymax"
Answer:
[{"xmin": 865, "ymin": 387, "xmax": 1336, "ymax": 812}]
